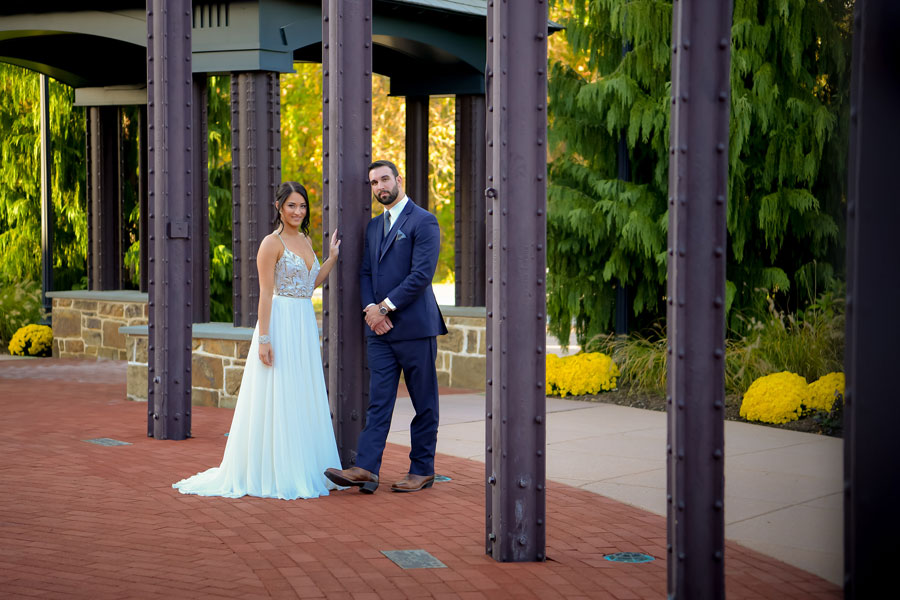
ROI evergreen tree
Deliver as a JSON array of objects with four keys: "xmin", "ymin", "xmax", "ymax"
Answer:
[{"xmin": 547, "ymin": 0, "xmax": 852, "ymax": 345}]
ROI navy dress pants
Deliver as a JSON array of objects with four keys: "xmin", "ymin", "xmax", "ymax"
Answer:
[{"xmin": 355, "ymin": 336, "xmax": 439, "ymax": 476}]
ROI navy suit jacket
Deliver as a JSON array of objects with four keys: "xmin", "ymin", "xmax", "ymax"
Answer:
[{"xmin": 360, "ymin": 199, "xmax": 447, "ymax": 341}]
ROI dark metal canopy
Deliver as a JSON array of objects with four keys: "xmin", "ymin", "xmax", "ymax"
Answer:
[{"xmin": 0, "ymin": 0, "xmax": 493, "ymax": 97}]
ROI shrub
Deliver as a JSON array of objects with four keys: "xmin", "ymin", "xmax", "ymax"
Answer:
[
  {"xmin": 806, "ymin": 372, "xmax": 845, "ymax": 414},
  {"xmin": 8, "ymin": 323, "xmax": 53, "ymax": 357},
  {"xmin": 546, "ymin": 352, "xmax": 619, "ymax": 397},
  {"xmin": 725, "ymin": 298, "xmax": 844, "ymax": 395},
  {"xmin": 581, "ymin": 289, "xmax": 844, "ymax": 398},
  {"xmin": 739, "ymin": 371, "xmax": 809, "ymax": 424},
  {"xmin": 585, "ymin": 331, "xmax": 667, "ymax": 395},
  {"xmin": 0, "ymin": 280, "xmax": 44, "ymax": 349}
]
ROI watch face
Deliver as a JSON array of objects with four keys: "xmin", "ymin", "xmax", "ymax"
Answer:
[{"xmin": 379, "ymin": 306, "xmax": 388, "ymax": 315}]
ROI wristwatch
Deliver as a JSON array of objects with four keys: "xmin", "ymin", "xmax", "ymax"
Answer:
[{"xmin": 378, "ymin": 303, "xmax": 389, "ymax": 315}]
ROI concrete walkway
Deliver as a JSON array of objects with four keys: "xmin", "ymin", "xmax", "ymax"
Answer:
[
  {"xmin": 389, "ymin": 393, "xmax": 843, "ymax": 586},
  {"xmin": 0, "ymin": 358, "xmax": 840, "ymax": 598}
]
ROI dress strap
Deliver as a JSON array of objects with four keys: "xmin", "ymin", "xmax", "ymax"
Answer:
[{"xmin": 276, "ymin": 233, "xmax": 287, "ymax": 249}]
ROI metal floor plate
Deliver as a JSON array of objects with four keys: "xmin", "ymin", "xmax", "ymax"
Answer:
[
  {"xmin": 604, "ymin": 552, "xmax": 655, "ymax": 563},
  {"xmin": 382, "ymin": 550, "xmax": 447, "ymax": 569},
  {"xmin": 83, "ymin": 438, "xmax": 132, "ymax": 446}
]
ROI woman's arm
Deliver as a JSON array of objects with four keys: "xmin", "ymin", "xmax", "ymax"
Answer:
[
  {"xmin": 313, "ymin": 229, "xmax": 341, "ymax": 288},
  {"xmin": 256, "ymin": 235, "xmax": 281, "ymax": 366}
]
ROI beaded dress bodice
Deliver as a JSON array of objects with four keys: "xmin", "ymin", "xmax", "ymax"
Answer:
[{"xmin": 274, "ymin": 236, "xmax": 319, "ymax": 299}]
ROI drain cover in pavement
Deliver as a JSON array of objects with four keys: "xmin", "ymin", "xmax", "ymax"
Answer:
[
  {"xmin": 83, "ymin": 438, "xmax": 132, "ymax": 446},
  {"xmin": 604, "ymin": 552, "xmax": 655, "ymax": 563},
  {"xmin": 382, "ymin": 550, "xmax": 446, "ymax": 569}
]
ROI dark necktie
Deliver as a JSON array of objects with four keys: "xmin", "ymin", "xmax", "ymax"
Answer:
[{"xmin": 384, "ymin": 211, "xmax": 392, "ymax": 239}]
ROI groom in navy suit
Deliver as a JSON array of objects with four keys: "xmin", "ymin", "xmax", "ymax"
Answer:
[{"xmin": 325, "ymin": 160, "xmax": 447, "ymax": 493}]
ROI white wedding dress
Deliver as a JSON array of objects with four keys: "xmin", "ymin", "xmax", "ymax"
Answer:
[{"xmin": 173, "ymin": 238, "xmax": 343, "ymax": 500}]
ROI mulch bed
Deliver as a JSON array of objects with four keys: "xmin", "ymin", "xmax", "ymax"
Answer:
[{"xmin": 564, "ymin": 388, "xmax": 843, "ymax": 438}]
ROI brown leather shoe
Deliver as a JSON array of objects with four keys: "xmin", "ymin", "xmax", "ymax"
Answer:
[
  {"xmin": 324, "ymin": 467, "xmax": 379, "ymax": 494},
  {"xmin": 391, "ymin": 473, "xmax": 435, "ymax": 493}
]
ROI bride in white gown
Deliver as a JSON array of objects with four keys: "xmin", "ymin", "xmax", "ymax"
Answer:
[{"xmin": 174, "ymin": 182, "xmax": 344, "ymax": 500}]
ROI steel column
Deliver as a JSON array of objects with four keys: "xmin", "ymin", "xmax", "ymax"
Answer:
[
  {"xmin": 230, "ymin": 72, "xmax": 280, "ymax": 327},
  {"xmin": 485, "ymin": 0, "xmax": 547, "ymax": 562},
  {"xmin": 666, "ymin": 1, "xmax": 732, "ymax": 597},
  {"xmin": 844, "ymin": 2, "xmax": 900, "ymax": 597},
  {"xmin": 322, "ymin": 0, "xmax": 372, "ymax": 467},
  {"xmin": 192, "ymin": 74, "xmax": 211, "ymax": 323},
  {"xmin": 405, "ymin": 95, "xmax": 429, "ymax": 209},
  {"xmin": 39, "ymin": 74, "xmax": 53, "ymax": 321},
  {"xmin": 138, "ymin": 105, "xmax": 149, "ymax": 293},
  {"xmin": 86, "ymin": 105, "xmax": 123, "ymax": 291},
  {"xmin": 454, "ymin": 94, "xmax": 486, "ymax": 307},
  {"xmin": 146, "ymin": 0, "xmax": 193, "ymax": 440}
]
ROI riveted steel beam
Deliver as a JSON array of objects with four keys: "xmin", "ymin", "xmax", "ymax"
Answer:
[
  {"xmin": 454, "ymin": 94, "xmax": 486, "ymax": 307},
  {"xmin": 405, "ymin": 95, "xmax": 429, "ymax": 209},
  {"xmin": 844, "ymin": 2, "xmax": 900, "ymax": 597},
  {"xmin": 192, "ymin": 74, "xmax": 211, "ymax": 323},
  {"xmin": 485, "ymin": 0, "xmax": 548, "ymax": 563},
  {"xmin": 86, "ymin": 105, "xmax": 124, "ymax": 291},
  {"xmin": 230, "ymin": 71, "xmax": 280, "ymax": 327},
  {"xmin": 146, "ymin": 0, "xmax": 193, "ymax": 440},
  {"xmin": 666, "ymin": 1, "xmax": 733, "ymax": 597},
  {"xmin": 322, "ymin": 0, "xmax": 372, "ymax": 467},
  {"xmin": 39, "ymin": 74, "xmax": 53, "ymax": 320}
]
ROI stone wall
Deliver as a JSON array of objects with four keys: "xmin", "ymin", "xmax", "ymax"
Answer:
[
  {"xmin": 120, "ymin": 306, "xmax": 489, "ymax": 407},
  {"xmin": 48, "ymin": 291, "xmax": 148, "ymax": 360},
  {"xmin": 437, "ymin": 306, "xmax": 486, "ymax": 391},
  {"xmin": 122, "ymin": 323, "xmax": 254, "ymax": 408}
]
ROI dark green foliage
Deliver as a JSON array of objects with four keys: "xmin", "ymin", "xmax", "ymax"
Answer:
[
  {"xmin": 547, "ymin": 0, "xmax": 852, "ymax": 344},
  {"xmin": 0, "ymin": 64, "xmax": 87, "ymax": 291},
  {"xmin": 812, "ymin": 393, "xmax": 843, "ymax": 436},
  {"xmin": 207, "ymin": 76, "xmax": 234, "ymax": 322},
  {"xmin": 120, "ymin": 106, "xmax": 142, "ymax": 288}
]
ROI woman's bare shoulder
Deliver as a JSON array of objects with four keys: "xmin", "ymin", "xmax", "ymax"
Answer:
[
  {"xmin": 257, "ymin": 232, "xmax": 285, "ymax": 258},
  {"xmin": 260, "ymin": 231, "xmax": 283, "ymax": 246}
]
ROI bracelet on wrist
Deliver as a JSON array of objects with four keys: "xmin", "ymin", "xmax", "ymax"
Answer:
[{"xmin": 259, "ymin": 334, "xmax": 271, "ymax": 344}]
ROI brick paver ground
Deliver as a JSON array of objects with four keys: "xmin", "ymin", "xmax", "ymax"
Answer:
[{"xmin": 0, "ymin": 359, "xmax": 841, "ymax": 599}]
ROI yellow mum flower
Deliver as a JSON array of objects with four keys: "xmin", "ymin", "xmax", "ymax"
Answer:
[
  {"xmin": 546, "ymin": 352, "xmax": 619, "ymax": 397},
  {"xmin": 807, "ymin": 372, "xmax": 844, "ymax": 413},
  {"xmin": 739, "ymin": 371, "xmax": 809, "ymax": 424},
  {"xmin": 8, "ymin": 324, "xmax": 53, "ymax": 357}
]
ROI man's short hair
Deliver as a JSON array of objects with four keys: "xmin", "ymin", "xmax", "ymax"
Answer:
[{"xmin": 368, "ymin": 159, "xmax": 399, "ymax": 178}]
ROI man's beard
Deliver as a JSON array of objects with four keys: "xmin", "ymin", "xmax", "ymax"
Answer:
[{"xmin": 375, "ymin": 183, "xmax": 400, "ymax": 206}]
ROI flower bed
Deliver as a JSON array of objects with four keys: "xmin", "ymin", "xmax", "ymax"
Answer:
[
  {"xmin": 546, "ymin": 352, "xmax": 619, "ymax": 397},
  {"xmin": 739, "ymin": 371, "xmax": 845, "ymax": 424}
]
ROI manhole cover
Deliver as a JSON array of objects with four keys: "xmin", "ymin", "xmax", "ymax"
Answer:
[
  {"xmin": 604, "ymin": 552, "xmax": 655, "ymax": 563},
  {"xmin": 382, "ymin": 550, "xmax": 446, "ymax": 569},
  {"xmin": 83, "ymin": 438, "xmax": 132, "ymax": 446}
]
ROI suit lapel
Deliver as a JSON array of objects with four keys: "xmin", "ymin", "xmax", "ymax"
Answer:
[{"xmin": 379, "ymin": 200, "xmax": 414, "ymax": 262}]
